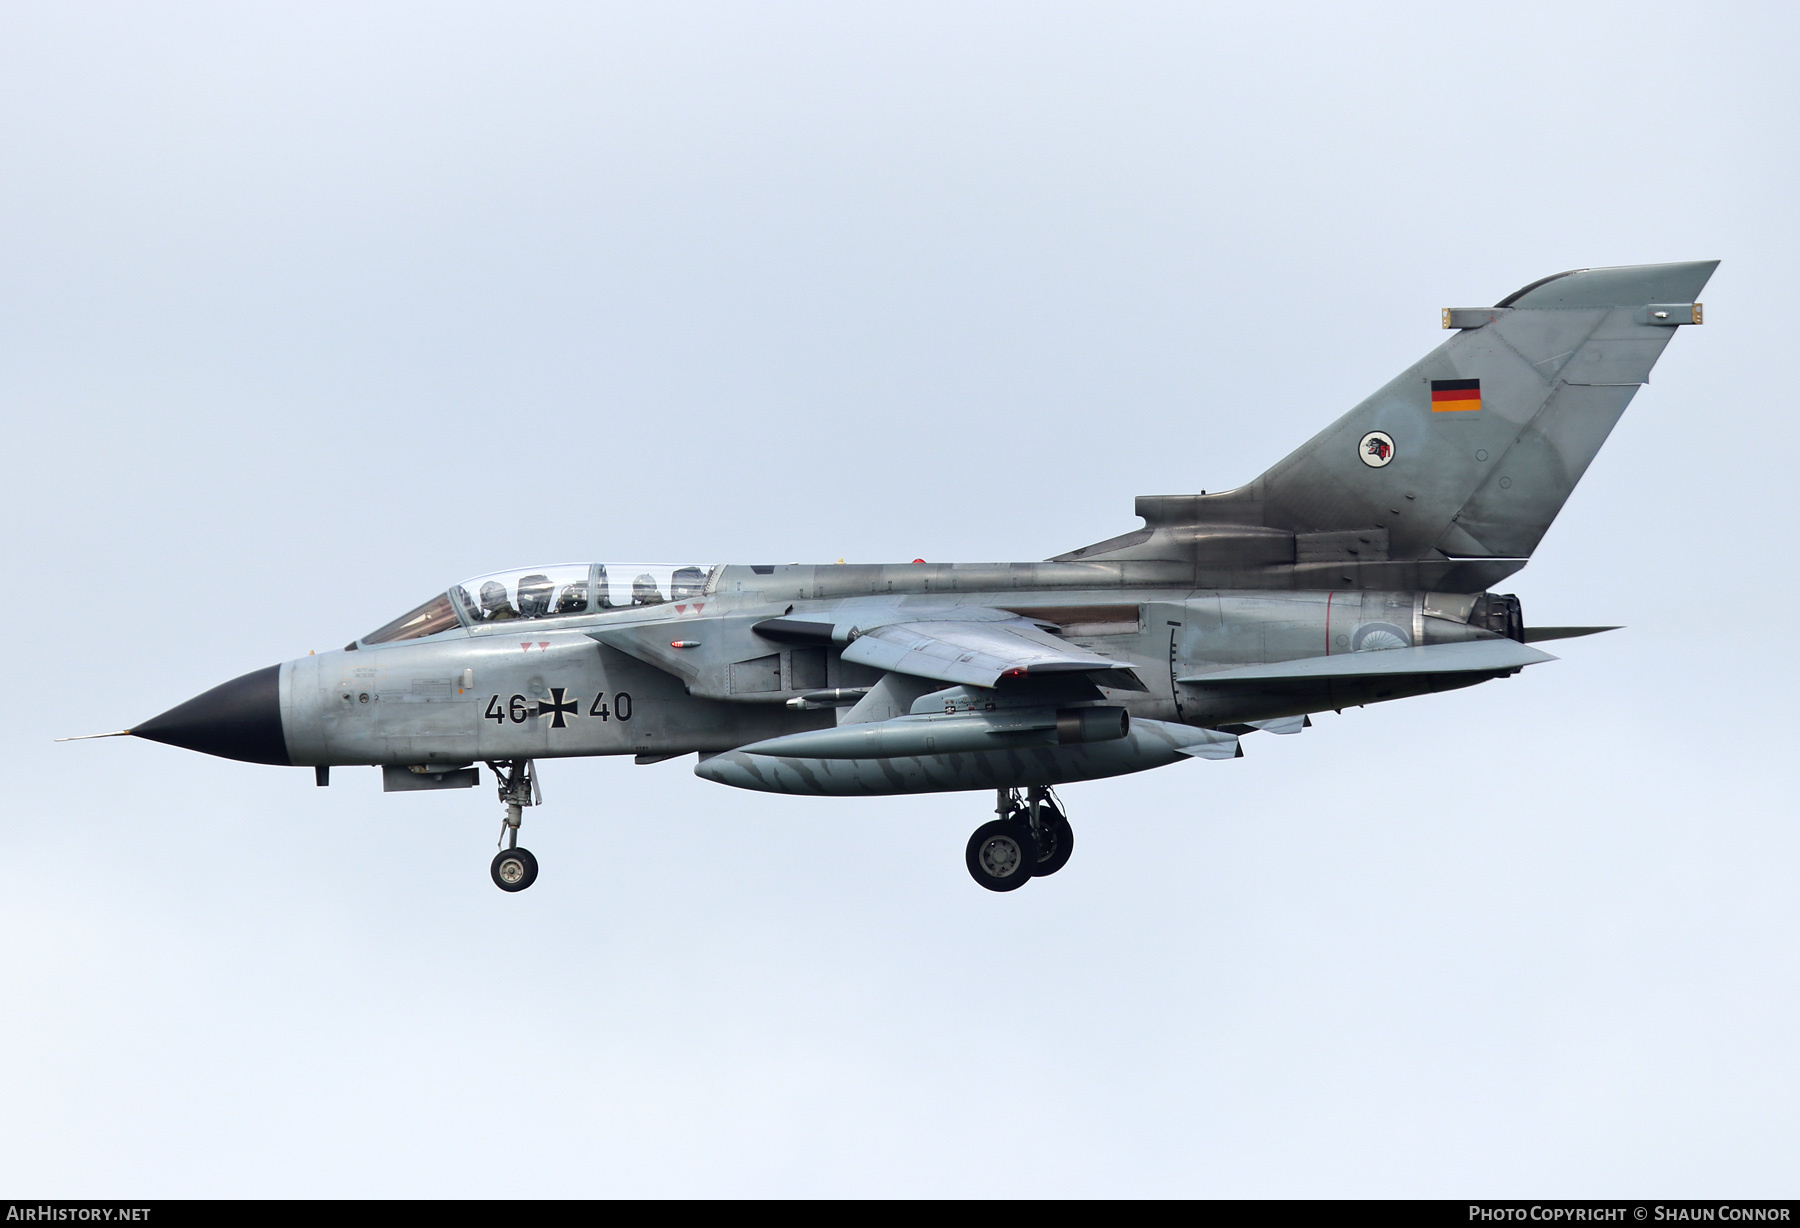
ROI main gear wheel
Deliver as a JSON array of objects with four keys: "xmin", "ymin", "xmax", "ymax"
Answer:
[{"xmin": 965, "ymin": 819, "xmax": 1034, "ymax": 892}]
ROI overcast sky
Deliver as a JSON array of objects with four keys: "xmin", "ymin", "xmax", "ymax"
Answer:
[{"xmin": 3, "ymin": 1, "xmax": 1795, "ymax": 1196}]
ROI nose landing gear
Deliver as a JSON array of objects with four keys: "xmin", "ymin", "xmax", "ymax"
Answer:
[
  {"xmin": 964, "ymin": 786, "xmax": 1074, "ymax": 892},
  {"xmin": 486, "ymin": 759, "xmax": 540, "ymax": 893}
]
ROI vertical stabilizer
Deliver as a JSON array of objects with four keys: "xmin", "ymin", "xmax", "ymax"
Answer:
[
  {"xmin": 1070, "ymin": 262, "xmax": 1717, "ymax": 570},
  {"xmin": 1252, "ymin": 261, "xmax": 1716, "ymax": 559}
]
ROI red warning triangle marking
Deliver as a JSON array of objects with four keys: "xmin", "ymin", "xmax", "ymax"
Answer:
[
  {"xmin": 675, "ymin": 603, "xmax": 687, "ymax": 614},
  {"xmin": 538, "ymin": 642, "xmax": 550, "ymax": 651},
  {"xmin": 521, "ymin": 643, "xmax": 533, "ymax": 651},
  {"xmin": 693, "ymin": 602, "xmax": 705, "ymax": 613}
]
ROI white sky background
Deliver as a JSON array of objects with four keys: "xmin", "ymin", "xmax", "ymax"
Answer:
[{"xmin": 1, "ymin": 1, "xmax": 1795, "ymax": 1196}]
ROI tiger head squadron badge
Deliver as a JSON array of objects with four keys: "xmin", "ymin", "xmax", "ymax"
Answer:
[{"xmin": 1359, "ymin": 430, "xmax": 1395, "ymax": 467}]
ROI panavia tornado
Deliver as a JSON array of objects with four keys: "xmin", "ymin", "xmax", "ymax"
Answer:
[{"xmin": 74, "ymin": 261, "xmax": 1714, "ymax": 892}]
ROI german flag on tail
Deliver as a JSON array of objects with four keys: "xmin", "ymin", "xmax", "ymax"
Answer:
[{"xmin": 1430, "ymin": 378, "xmax": 1481, "ymax": 412}]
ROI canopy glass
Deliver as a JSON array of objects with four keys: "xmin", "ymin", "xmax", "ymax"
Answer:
[{"xmin": 360, "ymin": 563, "xmax": 715, "ymax": 645}]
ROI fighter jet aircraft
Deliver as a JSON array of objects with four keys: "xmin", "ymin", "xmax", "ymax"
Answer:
[{"xmin": 73, "ymin": 261, "xmax": 1714, "ymax": 892}]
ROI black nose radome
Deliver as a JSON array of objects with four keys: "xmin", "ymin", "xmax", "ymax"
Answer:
[{"xmin": 133, "ymin": 664, "xmax": 290, "ymax": 765}]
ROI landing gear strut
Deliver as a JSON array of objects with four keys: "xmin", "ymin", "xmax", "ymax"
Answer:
[
  {"xmin": 486, "ymin": 759, "xmax": 540, "ymax": 892},
  {"xmin": 964, "ymin": 786, "xmax": 1074, "ymax": 892}
]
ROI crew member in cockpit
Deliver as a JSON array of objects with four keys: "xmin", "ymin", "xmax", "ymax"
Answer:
[
  {"xmin": 671, "ymin": 566, "xmax": 705, "ymax": 600},
  {"xmin": 516, "ymin": 574, "xmax": 554, "ymax": 618},
  {"xmin": 479, "ymin": 581, "xmax": 519, "ymax": 621},
  {"xmin": 631, "ymin": 573, "xmax": 665, "ymax": 606},
  {"xmin": 553, "ymin": 580, "xmax": 590, "ymax": 615}
]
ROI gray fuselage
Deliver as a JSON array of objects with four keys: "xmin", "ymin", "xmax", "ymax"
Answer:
[{"xmin": 279, "ymin": 561, "xmax": 1503, "ymax": 780}]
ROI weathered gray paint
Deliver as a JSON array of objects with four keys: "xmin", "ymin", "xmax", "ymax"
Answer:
[
  {"xmin": 241, "ymin": 264, "xmax": 1715, "ymax": 798},
  {"xmin": 1061, "ymin": 260, "xmax": 1716, "ymax": 568}
]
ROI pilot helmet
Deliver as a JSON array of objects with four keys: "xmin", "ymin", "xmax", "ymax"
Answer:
[
  {"xmin": 631, "ymin": 573, "xmax": 664, "ymax": 605},
  {"xmin": 479, "ymin": 581, "xmax": 512, "ymax": 614}
]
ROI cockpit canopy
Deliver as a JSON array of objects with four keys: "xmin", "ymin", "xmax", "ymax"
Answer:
[{"xmin": 360, "ymin": 562, "xmax": 714, "ymax": 646}]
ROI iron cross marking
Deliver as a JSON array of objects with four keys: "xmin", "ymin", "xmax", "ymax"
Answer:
[{"xmin": 537, "ymin": 687, "xmax": 579, "ymax": 729}]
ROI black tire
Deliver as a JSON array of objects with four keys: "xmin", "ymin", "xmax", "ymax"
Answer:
[
  {"xmin": 491, "ymin": 847, "xmax": 539, "ymax": 892},
  {"xmin": 965, "ymin": 819, "xmax": 1035, "ymax": 892},
  {"xmin": 1028, "ymin": 804, "xmax": 1075, "ymax": 878}
]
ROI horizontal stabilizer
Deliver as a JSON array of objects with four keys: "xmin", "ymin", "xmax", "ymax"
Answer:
[
  {"xmin": 1523, "ymin": 626, "xmax": 1620, "ymax": 643},
  {"xmin": 1179, "ymin": 638, "xmax": 1554, "ymax": 686}
]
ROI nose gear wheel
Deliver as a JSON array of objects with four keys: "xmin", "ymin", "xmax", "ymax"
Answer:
[{"xmin": 492, "ymin": 847, "xmax": 539, "ymax": 892}]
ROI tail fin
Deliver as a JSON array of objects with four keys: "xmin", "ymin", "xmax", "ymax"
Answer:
[
  {"xmin": 1072, "ymin": 261, "xmax": 1716, "ymax": 572},
  {"xmin": 1254, "ymin": 260, "xmax": 1716, "ymax": 559}
]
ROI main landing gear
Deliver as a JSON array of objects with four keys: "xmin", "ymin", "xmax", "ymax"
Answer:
[
  {"xmin": 965, "ymin": 786, "xmax": 1074, "ymax": 893},
  {"xmin": 487, "ymin": 759, "xmax": 540, "ymax": 893}
]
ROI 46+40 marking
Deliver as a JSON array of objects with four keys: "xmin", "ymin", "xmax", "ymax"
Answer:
[{"xmin": 484, "ymin": 687, "xmax": 633, "ymax": 728}]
